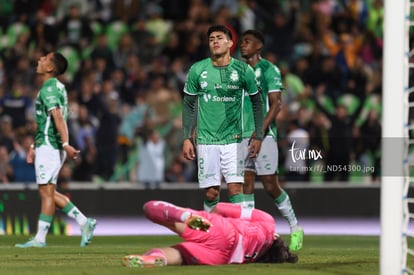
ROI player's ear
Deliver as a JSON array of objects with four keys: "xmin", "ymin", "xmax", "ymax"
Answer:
[
  {"xmin": 46, "ymin": 63, "xmax": 54, "ymax": 74},
  {"xmin": 228, "ymin": 38, "xmax": 234, "ymax": 48}
]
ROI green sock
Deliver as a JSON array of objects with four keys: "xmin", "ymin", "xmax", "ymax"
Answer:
[
  {"xmin": 229, "ymin": 193, "xmax": 245, "ymax": 205},
  {"xmin": 204, "ymin": 197, "xmax": 219, "ymax": 212},
  {"xmin": 244, "ymin": 193, "xmax": 255, "ymax": 208},
  {"xmin": 274, "ymin": 190, "xmax": 299, "ymax": 231}
]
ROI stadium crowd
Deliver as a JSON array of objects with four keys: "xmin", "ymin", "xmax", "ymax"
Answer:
[{"xmin": 0, "ymin": 0, "xmax": 384, "ymax": 185}]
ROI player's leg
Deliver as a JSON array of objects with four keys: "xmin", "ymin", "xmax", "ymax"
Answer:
[
  {"xmin": 123, "ymin": 247, "xmax": 182, "ymax": 267},
  {"xmin": 55, "ymin": 191, "xmax": 96, "ymax": 247},
  {"xmin": 257, "ymin": 137, "xmax": 303, "ymax": 251},
  {"xmin": 55, "ymin": 148, "xmax": 96, "ymax": 246},
  {"xmin": 197, "ymin": 144, "xmax": 222, "ymax": 211},
  {"xmin": 204, "ymin": 186, "xmax": 221, "ymax": 212},
  {"xmin": 143, "ymin": 200, "xmax": 211, "ymax": 234},
  {"xmin": 222, "ymin": 143, "xmax": 246, "ymax": 206},
  {"xmin": 16, "ymin": 145, "xmax": 61, "ymax": 248},
  {"xmin": 242, "ymin": 138, "xmax": 256, "ymax": 208},
  {"xmin": 15, "ymin": 184, "xmax": 55, "ymax": 247},
  {"xmin": 244, "ymin": 170, "xmax": 256, "ymax": 208}
]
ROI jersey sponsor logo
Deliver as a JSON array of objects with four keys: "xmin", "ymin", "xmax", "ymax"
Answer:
[
  {"xmin": 227, "ymin": 84, "xmax": 240, "ymax": 89},
  {"xmin": 212, "ymin": 95, "xmax": 236, "ymax": 102},
  {"xmin": 201, "ymin": 71, "xmax": 207, "ymax": 78},
  {"xmin": 203, "ymin": 94, "xmax": 211, "ymax": 102},
  {"xmin": 203, "ymin": 94, "xmax": 236, "ymax": 102}
]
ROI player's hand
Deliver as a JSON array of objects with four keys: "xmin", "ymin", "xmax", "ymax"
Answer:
[
  {"xmin": 183, "ymin": 139, "xmax": 196, "ymax": 160},
  {"xmin": 26, "ymin": 148, "xmax": 35, "ymax": 164},
  {"xmin": 64, "ymin": 144, "xmax": 80, "ymax": 160},
  {"xmin": 248, "ymin": 139, "xmax": 262, "ymax": 158}
]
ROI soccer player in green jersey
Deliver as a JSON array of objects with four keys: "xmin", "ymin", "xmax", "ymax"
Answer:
[
  {"xmin": 240, "ymin": 30, "xmax": 303, "ymax": 251},
  {"xmin": 182, "ymin": 25, "xmax": 264, "ymax": 212},
  {"xmin": 15, "ymin": 52, "xmax": 96, "ymax": 248}
]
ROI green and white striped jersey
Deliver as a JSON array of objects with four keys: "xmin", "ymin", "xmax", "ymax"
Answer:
[
  {"xmin": 243, "ymin": 59, "xmax": 283, "ymax": 139},
  {"xmin": 34, "ymin": 78, "xmax": 68, "ymax": 149},
  {"xmin": 184, "ymin": 58, "xmax": 258, "ymax": 144}
]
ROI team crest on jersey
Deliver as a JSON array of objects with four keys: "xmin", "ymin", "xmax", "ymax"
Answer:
[
  {"xmin": 47, "ymin": 87, "xmax": 53, "ymax": 92},
  {"xmin": 230, "ymin": 70, "xmax": 239, "ymax": 82},
  {"xmin": 200, "ymin": 81, "xmax": 208, "ymax": 89}
]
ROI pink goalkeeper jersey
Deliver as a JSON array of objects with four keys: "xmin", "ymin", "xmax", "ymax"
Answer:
[{"xmin": 173, "ymin": 208, "xmax": 275, "ymax": 265}]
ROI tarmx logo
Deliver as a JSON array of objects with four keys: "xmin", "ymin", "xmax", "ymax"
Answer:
[{"xmin": 288, "ymin": 140, "xmax": 322, "ymax": 163}]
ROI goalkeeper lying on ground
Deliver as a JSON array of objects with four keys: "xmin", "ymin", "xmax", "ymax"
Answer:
[{"xmin": 122, "ymin": 200, "xmax": 298, "ymax": 267}]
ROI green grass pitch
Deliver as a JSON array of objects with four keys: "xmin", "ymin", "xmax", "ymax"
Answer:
[{"xmin": 0, "ymin": 235, "xmax": 390, "ymax": 275}]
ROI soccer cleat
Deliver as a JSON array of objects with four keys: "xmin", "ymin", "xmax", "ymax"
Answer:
[
  {"xmin": 186, "ymin": 215, "xmax": 211, "ymax": 232},
  {"xmin": 289, "ymin": 226, "xmax": 304, "ymax": 251},
  {"xmin": 80, "ymin": 218, "xmax": 97, "ymax": 247},
  {"xmin": 122, "ymin": 254, "xmax": 166, "ymax": 268},
  {"xmin": 15, "ymin": 239, "xmax": 46, "ymax": 248}
]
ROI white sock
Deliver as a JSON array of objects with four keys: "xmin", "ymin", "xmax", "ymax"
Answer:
[
  {"xmin": 275, "ymin": 191, "xmax": 299, "ymax": 232},
  {"xmin": 34, "ymin": 220, "xmax": 51, "ymax": 243},
  {"xmin": 67, "ymin": 207, "xmax": 88, "ymax": 227}
]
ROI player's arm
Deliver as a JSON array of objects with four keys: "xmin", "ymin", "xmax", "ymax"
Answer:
[
  {"xmin": 50, "ymin": 107, "xmax": 80, "ymax": 159},
  {"xmin": 249, "ymin": 92, "xmax": 264, "ymax": 140},
  {"xmin": 263, "ymin": 91, "xmax": 281, "ymax": 135},
  {"xmin": 182, "ymin": 93, "xmax": 196, "ymax": 160},
  {"xmin": 245, "ymin": 64, "xmax": 264, "ymax": 140}
]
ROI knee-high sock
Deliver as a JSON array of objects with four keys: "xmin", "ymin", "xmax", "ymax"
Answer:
[
  {"xmin": 143, "ymin": 201, "xmax": 191, "ymax": 224},
  {"xmin": 216, "ymin": 202, "xmax": 273, "ymax": 223},
  {"xmin": 216, "ymin": 202, "xmax": 253, "ymax": 219},
  {"xmin": 274, "ymin": 190, "xmax": 299, "ymax": 231}
]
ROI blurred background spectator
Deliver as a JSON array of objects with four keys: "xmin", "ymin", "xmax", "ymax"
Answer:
[{"xmin": 0, "ymin": 0, "xmax": 388, "ymax": 185}]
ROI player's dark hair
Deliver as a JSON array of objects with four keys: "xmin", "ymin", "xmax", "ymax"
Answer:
[
  {"xmin": 207, "ymin": 25, "xmax": 232, "ymax": 40},
  {"xmin": 242, "ymin": 30, "xmax": 265, "ymax": 44},
  {"xmin": 51, "ymin": 52, "xmax": 68, "ymax": 76},
  {"xmin": 256, "ymin": 237, "xmax": 298, "ymax": 264}
]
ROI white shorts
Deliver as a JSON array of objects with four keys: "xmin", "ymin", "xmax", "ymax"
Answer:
[
  {"xmin": 242, "ymin": 136, "xmax": 278, "ymax": 175},
  {"xmin": 35, "ymin": 145, "xmax": 66, "ymax": 184},
  {"xmin": 196, "ymin": 143, "xmax": 244, "ymax": 188}
]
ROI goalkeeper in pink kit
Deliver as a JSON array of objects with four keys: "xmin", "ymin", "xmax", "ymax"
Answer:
[{"xmin": 122, "ymin": 201, "xmax": 298, "ymax": 267}]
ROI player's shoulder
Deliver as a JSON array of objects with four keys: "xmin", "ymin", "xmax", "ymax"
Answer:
[
  {"xmin": 260, "ymin": 59, "xmax": 281, "ymax": 74},
  {"xmin": 230, "ymin": 58, "xmax": 254, "ymax": 74},
  {"xmin": 260, "ymin": 58, "xmax": 279, "ymax": 69},
  {"xmin": 41, "ymin": 78, "xmax": 66, "ymax": 94},
  {"xmin": 231, "ymin": 57, "xmax": 250, "ymax": 68}
]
